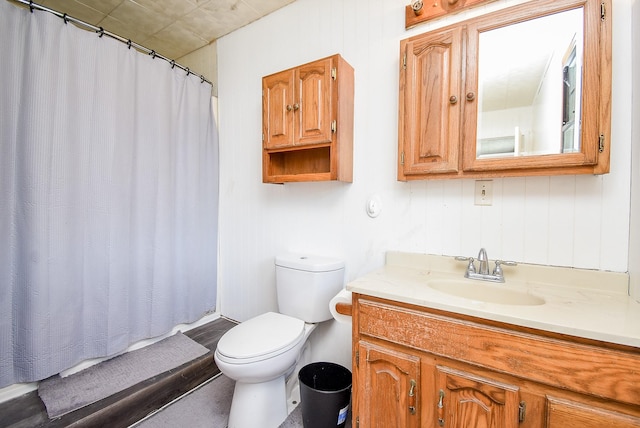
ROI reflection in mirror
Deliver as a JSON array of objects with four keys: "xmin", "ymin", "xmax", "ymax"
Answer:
[{"xmin": 476, "ymin": 8, "xmax": 584, "ymax": 159}]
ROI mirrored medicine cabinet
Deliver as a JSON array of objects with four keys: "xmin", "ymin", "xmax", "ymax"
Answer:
[{"xmin": 398, "ymin": 0, "xmax": 612, "ymax": 180}]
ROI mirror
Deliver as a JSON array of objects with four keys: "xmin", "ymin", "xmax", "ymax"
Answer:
[
  {"xmin": 476, "ymin": 8, "xmax": 584, "ymax": 159},
  {"xmin": 459, "ymin": 0, "xmax": 611, "ymax": 176}
]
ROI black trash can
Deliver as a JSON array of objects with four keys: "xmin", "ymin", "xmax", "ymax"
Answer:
[{"xmin": 298, "ymin": 362, "xmax": 352, "ymax": 428}]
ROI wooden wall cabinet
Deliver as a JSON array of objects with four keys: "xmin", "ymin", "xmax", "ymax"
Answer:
[
  {"xmin": 352, "ymin": 295, "xmax": 640, "ymax": 428},
  {"xmin": 262, "ymin": 54, "xmax": 354, "ymax": 183},
  {"xmin": 398, "ymin": 0, "xmax": 612, "ymax": 180}
]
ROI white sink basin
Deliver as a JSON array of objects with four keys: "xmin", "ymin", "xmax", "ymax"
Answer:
[{"xmin": 427, "ymin": 279, "xmax": 545, "ymax": 306}]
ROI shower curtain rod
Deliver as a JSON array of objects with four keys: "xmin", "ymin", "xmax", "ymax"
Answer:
[{"xmin": 10, "ymin": 0, "xmax": 213, "ymax": 87}]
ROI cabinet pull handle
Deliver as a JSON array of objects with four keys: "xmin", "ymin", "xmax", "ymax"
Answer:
[
  {"xmin": 408, "ymin": 379, "xmax": 417, "ymax": 415},
  {"xmin": 437, "ymin": 389, "xmax": 445, "ymax": 426},
  {"xmin": 519, "ymin": 401, "xmax": 526, "ymax": 423},
  {"xmin": 449, "ymin": 95, "xmax": 458, "ymax": 104},
  {"xmin": 293, "ymin": 103, "xmax": 300, "ymax": 111},
  {"xmin": 286, "ymin": 104, "xmax": 293, "ymax": 111},
  {"xmin": 466, "ymin": 92, "xmax": 476, "ymax": 101}
]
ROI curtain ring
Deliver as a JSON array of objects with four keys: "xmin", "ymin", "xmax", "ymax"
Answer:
[
  {"xmin": 62, "ymin": 13, "xmax": 69, "ymax": 24},
  {"xmin": 29, "ymin": 0, "xmax": 34, "ymax": 13},
  {"xmin": 127, "ymin": 40, "xmax": 132, "ymax": 49},
  {"xmin": 97, "ymin": 27, "xmax": 104, "ymax": 38},
  {"xmin": 170, "ymin": 60, "xmax": 176, "ymax": 69},
  {"xmin": 200, "ymin": 75, "xmax": 205, "ymax": 83},
  {"xmin": 185, "ymin": 67, "xmax": 190, "ymax": 76},
  {"xmin": 150, "ymin": 50, "xmax": 156, "ymax": 59}
]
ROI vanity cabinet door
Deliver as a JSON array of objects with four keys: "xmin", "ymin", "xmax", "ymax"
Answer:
[
  {"xmin": 398, "ymin": 26, "xmax": 463, "ymax": 178},
  {"xmin": 436, "ymin": 365, "xmax": 521, "ymax": 428},
  {"xmin": 355, "ymin": 340, "xmax": 421, "ymax": 428}
]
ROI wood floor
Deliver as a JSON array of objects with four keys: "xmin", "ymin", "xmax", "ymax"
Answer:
[{"xmin": 0, "ymin": 317, "xmax": 237, "ymax": 428}]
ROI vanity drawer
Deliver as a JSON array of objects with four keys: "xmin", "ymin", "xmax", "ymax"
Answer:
[{"xmin": 355, "ymin": 296, "xmax": 640, "ymax": 406}]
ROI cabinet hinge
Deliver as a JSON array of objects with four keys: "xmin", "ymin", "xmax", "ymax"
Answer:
[
  {"xmin": 331, "ymin": 120, "xmax": 337, "ymax": 133},
  {"xmin": 599, "ymin": 134, "xmax": 605, "ymax": 153},
  {"xmin": 519, "ymin": 401, "xmax": 526, "ymax": 423},
  {"xmin": 600, "ymin": 2, "xmax": 606, "ymax": 20},
  {"xmin": 400, "ymin": 151, "xmax": 405, "ymax": 165},
  {"xmin": 331, "ymin": 67, "xmax": 337, "ymax": 80},
  {"xmin": 355, "ymin": 350, "xmax": 359, "ymax": 368},
  {"xmin": 356, "ymin": 416, "xmax": 360, "ymax": 428},
  {"xmin": 403, "ymin": 53, "xmax": 407, "ymax": 70},
  {"xmin": 262, "ymin": 133, "xmax": 264, "ymax": 142}
]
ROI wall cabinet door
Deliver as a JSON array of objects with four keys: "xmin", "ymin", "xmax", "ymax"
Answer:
[
  {"xmin": 295, "ymin": 58, "xmax": 333, "ymax": 146},
  {"xmin": 398, "ymin": 26, "xmax": 463, "ymax": 178},
  {"xmin": 263, "ymin": 58, "xmax": 333, "ymax": 150},
  {"xmin": 356, "ymin": 340, "xmax": 421, "ymax": 428},
  {"xmin": 436, "ymin": 365, "xmax": 521, "ymax": 428},
  {"xmin": 263, "ymin": 69, "xmax": 295, "ymax": 149}
]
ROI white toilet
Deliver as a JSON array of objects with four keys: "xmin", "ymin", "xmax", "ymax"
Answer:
[{"xmin": 214, "ymin": 253, "xmax": 345, "ymax": 428}]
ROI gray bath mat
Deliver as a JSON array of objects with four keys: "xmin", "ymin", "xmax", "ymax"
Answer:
[
  {"xmin": 134, "ymin": 374, "xmax": 235, "ymax": 428},
  {"xmin": 38, "ymin": 332, "xmax": 209, "ymax": 418}
]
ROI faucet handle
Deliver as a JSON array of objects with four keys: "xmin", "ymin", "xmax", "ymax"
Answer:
[
  {"xmin": 455, "ymin": 256, "xmax": 476, "ymax": 274},
  {"xmin": 493, "ymin": 260, "xmax": 517, "ymax": 276}
]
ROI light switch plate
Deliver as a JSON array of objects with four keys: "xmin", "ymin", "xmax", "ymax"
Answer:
[{"xmin": 474, "ymin": 180, "xmax": 493, "ymax": 206}]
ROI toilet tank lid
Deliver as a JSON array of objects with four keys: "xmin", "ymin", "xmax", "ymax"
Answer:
[{"xmin": 276, "ymin": 254, "xmax": 345, "ymax": 272}]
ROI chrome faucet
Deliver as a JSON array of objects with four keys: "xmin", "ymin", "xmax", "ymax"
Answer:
[
  {"xmin": 476, "ymin": 247, "xmax": 489, "ymax": 275},
  {"xmin": 455, "ymin": 248, "xmax": 517, "ymax": 283}
]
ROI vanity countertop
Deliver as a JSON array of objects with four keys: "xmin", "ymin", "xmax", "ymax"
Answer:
[{"xmin": 346, "ymin": 252, "xmax": 640, "ymax": 348}]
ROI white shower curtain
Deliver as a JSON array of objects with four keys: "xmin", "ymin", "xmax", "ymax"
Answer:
[{"xmin": 0, "ymin": 1, "xmax": 219, "ymax": 388}]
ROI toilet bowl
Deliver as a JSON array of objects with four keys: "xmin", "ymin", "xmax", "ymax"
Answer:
[
  {"xmin": 214, "ymin": 253, "xmax": 345, "ymax": 428},
  {"xmin": 215, "ymin": 312, "xmax": 316, "ymax": 427}
]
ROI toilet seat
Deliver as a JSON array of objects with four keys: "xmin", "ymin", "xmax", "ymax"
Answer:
[{"xmin": 216, "ymin": 312, "xmax": 305, "ymax": 364}]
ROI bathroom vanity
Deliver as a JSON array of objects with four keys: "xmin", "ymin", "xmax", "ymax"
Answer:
[{"xmin": 347, "ymin": 252, "xmax": 640, "ymax": 428}]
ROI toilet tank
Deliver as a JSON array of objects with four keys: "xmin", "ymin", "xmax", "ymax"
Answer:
[{"xmin": 275, "ymin": 254, "xmax": 345, "ymax": 323}]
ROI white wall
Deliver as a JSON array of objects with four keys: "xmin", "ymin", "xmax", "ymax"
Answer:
[
  {"xmin": 629, "ymin": 0, "xmax": 640, "ymax": 301},
  {"xmin": 178, "ymin": 42, "xmax": 218, "ymax": 96},
  {"xmin": 216, "ymin": 0, "xmax": 634, "ymax": 365}
]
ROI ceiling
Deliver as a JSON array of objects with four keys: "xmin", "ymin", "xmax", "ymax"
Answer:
[{"xmin": 30, "ymin": 0, "xmax": 296, "ymax": 60}]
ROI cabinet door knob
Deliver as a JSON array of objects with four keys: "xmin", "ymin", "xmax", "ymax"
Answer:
[
  {"xmin": 449, "ymin": 95, "xmax": 458, "ymax": 104},
  {"xmin": 293, "ymin": 103, "xmax": 300, "ymax": 111},
  {"xmin": 466, "ymin": 92, "xmax": 476, "ymax": 101},
  {"xmin": 286, "ymin": 104, "xmax": 293, "ymax": 111}
]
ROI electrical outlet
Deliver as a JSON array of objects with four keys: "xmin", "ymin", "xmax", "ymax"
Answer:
[{"xmin": 474, "ymin": 180, "xmax": 493, "ymax": 206}]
